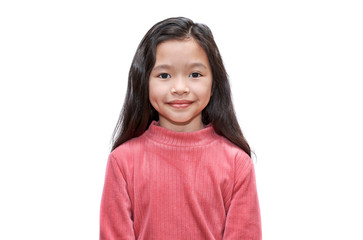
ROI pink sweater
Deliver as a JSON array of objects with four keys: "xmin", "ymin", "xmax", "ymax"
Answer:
[{"xmin": 100, "ymin": 121, "xmax": 261, "ymax": 239}]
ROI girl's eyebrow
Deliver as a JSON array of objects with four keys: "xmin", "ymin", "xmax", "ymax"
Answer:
[
  {"xmin": 152, "ymin": 64, "xmax": 171, "ymax": 72},
  {"xmin": 152, "ymin": 63, "xmax": 207, "ymax": 71},
  {"xmin": 189, "ymin": 63, "xmax": 207, "ymax": 70}
]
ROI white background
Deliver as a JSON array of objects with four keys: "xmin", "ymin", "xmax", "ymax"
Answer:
[{"xmin": 1, "ymin": 0, "xmax": 362, "ymax": 239}]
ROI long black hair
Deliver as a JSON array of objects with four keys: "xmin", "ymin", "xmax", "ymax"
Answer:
[{"xmin": 111, "ymin": 17, "xmax": 251, "ymax": 157}]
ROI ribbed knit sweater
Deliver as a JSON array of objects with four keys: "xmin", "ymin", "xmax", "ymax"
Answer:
[{"xmin": 100, "ymin": 121, "xmax": 261, "ymax": 239}]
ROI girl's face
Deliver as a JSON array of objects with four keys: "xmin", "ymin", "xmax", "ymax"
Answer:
[{"xmin": 149, "ymin": 38, "xmax": 213, "ymax": 132}]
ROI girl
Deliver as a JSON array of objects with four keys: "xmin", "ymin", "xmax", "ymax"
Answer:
[{"xmin": 100, "ymin": 17, "xmax": 261, "ymax": 239}]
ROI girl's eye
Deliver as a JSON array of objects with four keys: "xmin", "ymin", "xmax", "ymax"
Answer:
[
  {"xmin": 190, "ymin": 72, "xmax": 202, "ymax": 78},
  {"xmin": 158, "ymin": 73, "xmax": 171, "ymax": 79}
]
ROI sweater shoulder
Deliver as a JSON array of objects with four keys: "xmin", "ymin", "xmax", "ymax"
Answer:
[
  {"xmin": 214, "ymin": 135, "xmax": 251, "ymax": 160},
  {"xmin": 110, "ymin": 135, "xmax": 145, "ymax": 158},
  {"xmin": 213, "ymin": 135, "xmax": 252, "ymax": 173},
  {"xmin": 108, "ymin": 135, "xmax": 147, "ymax": 174}
]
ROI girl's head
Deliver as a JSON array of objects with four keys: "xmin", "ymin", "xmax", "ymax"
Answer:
[
  {"xmin": 112, "ymin": 17, "xmax": 251, "ymax": 156},
  {"xmin": 149, "ymin": 37, "xmax": 213, "ymax": 132}
]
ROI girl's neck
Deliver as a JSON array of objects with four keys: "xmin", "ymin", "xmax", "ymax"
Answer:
[
  {"xmin": 158, "ymin": 116, "xmax": 205, "ymax": 132},
  {"xmin": 146, "ymin": 121, "xmax": 215, "ymax": 147}
]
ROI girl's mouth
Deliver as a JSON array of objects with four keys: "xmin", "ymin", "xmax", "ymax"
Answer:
[{"xmin": 168, "ymin": 100, "xmax": 193, "ymax": 109}]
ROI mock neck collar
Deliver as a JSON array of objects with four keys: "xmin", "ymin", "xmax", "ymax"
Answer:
[{"xmin": 144, "ymin": 121, "xmax": 217, "ymax": 147}]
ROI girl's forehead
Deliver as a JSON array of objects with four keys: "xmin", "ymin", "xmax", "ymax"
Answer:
[
  {"xmin": 156, "ymin": 38, "xmax": 203, "ymax": 52},
  {"xmin": 156, "ymin": 39, "xmax": 206, "ymax": 57},
  {"xmin": 153, "ymin": 39, "xmax": 210, "ymax": 70}
]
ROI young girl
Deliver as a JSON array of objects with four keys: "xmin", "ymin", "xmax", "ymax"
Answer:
[{"xmin": 100, "ymin": 17, "xmax": 261, "ymax": 239}]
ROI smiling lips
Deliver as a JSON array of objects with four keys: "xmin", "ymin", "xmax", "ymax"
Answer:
[{"xmin": 167, "ymin": 100, "xmax": 193, "ymax": 109}]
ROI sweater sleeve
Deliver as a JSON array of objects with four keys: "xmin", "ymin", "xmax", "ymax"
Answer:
[
  {"xmin": 100, "ymin": 154, "xmax": 135, "ymax": 240},
  {"xmin": 223, "ymin": 154, "xmax": 262, "ymax": 240}
]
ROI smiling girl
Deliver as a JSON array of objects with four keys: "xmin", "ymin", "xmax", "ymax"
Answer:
[
  {"xmin": 100, "ymin": 17, "xmax": 261, "ymax": 239},
  {"xmin": 149, "ymin": 38, "xmax": 212, "ymax": 132}
]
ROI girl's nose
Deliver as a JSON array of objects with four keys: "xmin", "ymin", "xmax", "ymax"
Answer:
[{"xmin": 171, "ymin": 77, "xmax": 190, "ymax": 95}]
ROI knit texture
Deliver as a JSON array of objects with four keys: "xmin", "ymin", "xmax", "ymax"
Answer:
[{"xmin": 100, "ymin": 121, "xmax": 261, "ymax": 239}]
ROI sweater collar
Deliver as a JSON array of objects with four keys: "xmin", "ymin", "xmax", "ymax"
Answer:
[{"xmin": 144, "ymin": 121, "xmax": 217, "ymax": 147}]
